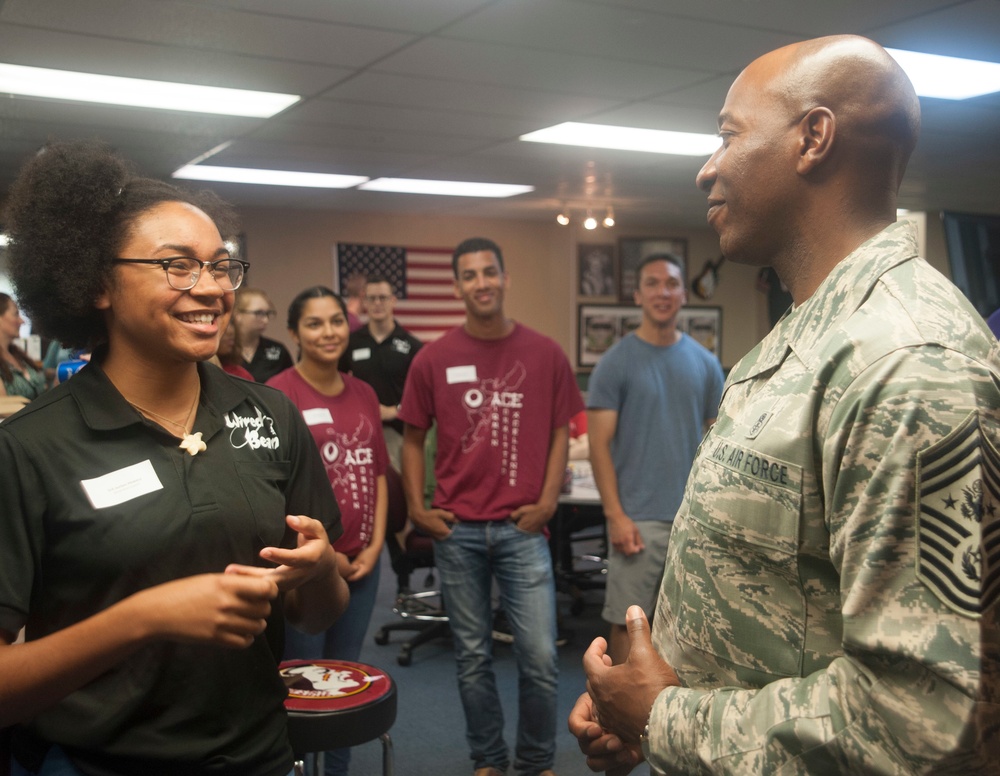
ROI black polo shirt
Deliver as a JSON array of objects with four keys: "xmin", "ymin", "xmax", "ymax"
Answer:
[
  {"xmin": 0, "ymin": 359, "xmax": 341, "ymax": 776},
  {"xmin": 244, "ymin": 335, "xmax": 293, "ymax": 383},
  {"xmin": 340, "ymin": 322, "xmax": 422, "ymax": 433}
]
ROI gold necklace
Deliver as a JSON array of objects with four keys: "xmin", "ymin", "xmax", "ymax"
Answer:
[{"xmin": 129, "ymin": 392, "xmax": 207, "ymax": 456}]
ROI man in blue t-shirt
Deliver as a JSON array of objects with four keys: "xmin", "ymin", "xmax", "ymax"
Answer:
[{"xmin": 587, "ymin": 254, "xmax": 724, "ymax": 663}]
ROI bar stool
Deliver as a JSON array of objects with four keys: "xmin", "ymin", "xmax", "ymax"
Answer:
[{"xmin": 280, "ymin": 659, "xmax": 397, "ymax": 776}]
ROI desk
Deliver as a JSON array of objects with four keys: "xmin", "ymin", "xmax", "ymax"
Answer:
[
  {"xmin": 561, "ymin": 460, "xmax": 601, "ymax": 505},
  {"xmin": 552, "ymin": 461, "xmax": 606, "ymax": 615}
]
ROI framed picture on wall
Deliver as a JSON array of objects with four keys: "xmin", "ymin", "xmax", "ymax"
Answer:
[
  {"xmin": 577, "ymin": 304, "xmax": 642, "ymax": 367},
  {"xmin": 577, "ymin": 303, "xmax": 722, "ymax": 368},
  {"xmin": 679, "ymin": 306, "xmax": 722, "ymax": 357},
  {"xmin": 577, "ymin": 243, "xmax": 616, "ymax": 298},
  {"xmin": 617, "ymin": 237, "xmax": 688, "ymax": 302}
]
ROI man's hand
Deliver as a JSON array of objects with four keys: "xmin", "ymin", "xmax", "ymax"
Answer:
[
  {"xmin": 410, "ymin": 506, "xmax": 456, "ymax": 539},
  {"xmin": 607, "ymin": 514, "xmax": 645, "ymax": 556},
  {"xmin": 584, "ymin": 605, "xmax": 680, "ymax": 743},
  {"xmin": 511, "ymin": 499, "xmax": 557, "ymax": 534},
  {"xmin": 568, "ymin": 691, "xmax": 643, "ymax": 775}
]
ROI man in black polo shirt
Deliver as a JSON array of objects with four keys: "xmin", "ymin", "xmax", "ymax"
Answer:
[{"xmin": 341, "ymin": 274, "xmax": 422, "ymax": 470}]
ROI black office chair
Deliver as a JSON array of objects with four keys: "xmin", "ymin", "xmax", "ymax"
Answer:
[
  {"xmin": 550, "ymin": 502, "xmax": 608, "ymax": 615},
  {"xmin": 373, "ymin": 466, "xmax": 450, "ymax": 666}
]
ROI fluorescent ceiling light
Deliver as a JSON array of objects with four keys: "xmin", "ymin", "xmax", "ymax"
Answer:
[
  {"xmin": 173, "ymin": 165, "xmax": 368, "ymax": 188},
  {"xmin": 520, "ymin": 122, "xmax": 720, "ymax": 156},
  {"xmin": 359, "ymin": 178, "xmax": 534, "ymax": 197},
  {"xmin": 886, "ymin": 48, "xmax": 1000, "ymax": 99},
  {"xmin": 0, "ymin": 63, "xmax": 299, "ymax": 117}
]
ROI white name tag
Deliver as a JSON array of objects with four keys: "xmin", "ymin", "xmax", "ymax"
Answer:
[
  {"xmin": 446, "ymin": 365, "xmax": 478, "ymax": 384},
  {"xmin": 353, "ymin": 347, "xmax": 372, "ymax": 361},
  {"xmin": 302, "ymin": 407, "xmax": 335, "ymax": 426},
  {"xmin": 80, "ymin": 459, "xmax": 163, "ymax": 510}
]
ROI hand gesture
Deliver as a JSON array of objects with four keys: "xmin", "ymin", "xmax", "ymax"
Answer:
[
  {"xmin": 136, "ymin": 573, "xmax": 278, "ymax": 649},
  {"xmin": 568, "ymin": 691, "xmax": 643, "ymax": 774},
  {"xmin": 227, "ymin": 514, "xmax": 335, "ymax": 592},
  {"xmin": 584, "ymin": 605, "xmax": 680, "ymax": 743}
]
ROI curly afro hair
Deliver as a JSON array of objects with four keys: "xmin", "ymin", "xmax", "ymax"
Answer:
[{"xmin": 2, "ymin": 139, "xmax": 239, "ymax": 349}]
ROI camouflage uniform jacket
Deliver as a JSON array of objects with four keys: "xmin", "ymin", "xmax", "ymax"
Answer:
[{"xmin": 648, "ymin": 221, "xmax": 1000, "ymax": 774}]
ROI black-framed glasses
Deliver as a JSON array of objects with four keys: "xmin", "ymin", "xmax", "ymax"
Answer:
[
  {"xmin": 113, "ymin": 257, "xmax": 249, "ymax": 291},
  {"xmin": 365, "ymin": 294, "xmax": 393, "ymax": 304}
]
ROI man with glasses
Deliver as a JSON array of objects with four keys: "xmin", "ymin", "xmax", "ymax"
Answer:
[{"xmin": 341, "ymin": 274, "xmax": 422, "ymax": 470}]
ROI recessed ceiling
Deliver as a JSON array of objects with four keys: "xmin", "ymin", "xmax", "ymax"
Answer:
[{"xmin": 1, "ymin": 0, "xmax": 998, "ymax": 227}]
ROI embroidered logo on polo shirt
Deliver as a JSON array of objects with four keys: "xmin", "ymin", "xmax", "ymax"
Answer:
[
  {"xmin": 392, "ymin": 338, "xmax": 412, "ymax": 355},
  {"xmin": 916, "ymin": 412, "xmax": 1000, "ymax": 618},
  {"xmin": 225, "ymin": 406, "xmax": 280, "ymax": 450},
  {"xmin": 264, "ymin": 346, "xmax": 283, "ymax": 362}
]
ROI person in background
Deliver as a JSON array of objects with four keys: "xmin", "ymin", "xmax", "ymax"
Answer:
[
  {"xmin": 342, "ymin": 272, "xmax": 367, "ymax": 332},
  {"xmin": 400, "ymin": 237, "xmax": 584, "ymax": 776},
  {"xmin": 268, "ymin": 285, "xmax": 388, "ymax": 776},
  {"xmin": 41, "ymin": 340, "xmax": 74, "ymax": 386},
  {"xmin": 215, "ymin": 319, "xmax": 254, "ymax": 381},
  {"xmin": 0, "ymin": 293, "xmax": 45, "ymax": 402},
  {"xmin": 0, "ymin": 139, "xmax": 348, "ymax": 776},
  {"xmin": 340, "ymin": 273, "xmax": 423, "ymax": 471},
  {"xmin": 570, "ymin": 35, "xmax": 1000, "ymax": 774},
  {"xmin": 586, "ymin": 254, "xmax": 723, "ymax": 663},
  {"xmin": 236, "ymin": 287, "xmax": 293, "ymax": 382}
]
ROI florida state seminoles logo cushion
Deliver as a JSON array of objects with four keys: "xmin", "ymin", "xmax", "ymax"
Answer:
[
  {"xmin": 916, "ymin": 412, "xmax": 1000, "ymax": 618},
  {"xmin": 280, "ymin": 659, "xmax": 392, "ymax": 712}
]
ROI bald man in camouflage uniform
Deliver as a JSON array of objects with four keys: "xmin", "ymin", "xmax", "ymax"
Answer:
[{"xmin": 570, "ymin": 35, "xmax": 1000, "ymax": 775}]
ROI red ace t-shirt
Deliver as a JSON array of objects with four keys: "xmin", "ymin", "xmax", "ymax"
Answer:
[
  {"xmin": 268, "ymin": 369, "xmax": 387, "ymax": 556},
  {"xmin": 400, "ymin": 324, "xmax": 583, "ymax": 521}
]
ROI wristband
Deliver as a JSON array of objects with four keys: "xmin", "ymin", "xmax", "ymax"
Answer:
[{"xmin": 639, "ymin": 720, "xmax": 652, "ymax": 761}]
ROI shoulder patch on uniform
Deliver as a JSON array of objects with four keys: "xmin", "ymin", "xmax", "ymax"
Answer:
[{"xmin": 916, "ymin": 411, "xmax": 1000, "ymax": 618}]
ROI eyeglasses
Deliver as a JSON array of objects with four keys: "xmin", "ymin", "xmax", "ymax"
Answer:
[
  {"xmin": 113, "ymin": 257, "xmax": 249, "ymax": 291},
  {"xmin": 365, "ymin": 295, "xmax": 393, "ymax": 303},
  {"xmin": 239, "ymin": 309, "xmax": 276, "ymax": 319}
]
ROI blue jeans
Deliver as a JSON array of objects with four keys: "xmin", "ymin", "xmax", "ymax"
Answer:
[
  {"xmin": 434, "ymin": 520, "xmax": 558, "ymax": 775},
  {"xmin": 284, "ymin": 559, "xmax": 381, "ymax": 776}
]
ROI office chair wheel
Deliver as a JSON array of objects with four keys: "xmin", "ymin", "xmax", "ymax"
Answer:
[
  {"xmin": 397, "ymin": 648, "xmax": 412, "ymax": 667},
  {"xmin": 374, "ymin": 628, "xmax": 389, "ymax": 646}
]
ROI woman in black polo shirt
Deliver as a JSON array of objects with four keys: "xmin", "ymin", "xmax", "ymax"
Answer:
[{"xmin": 0, "ymin": 140, "xmax": 348, "ymax": 776}]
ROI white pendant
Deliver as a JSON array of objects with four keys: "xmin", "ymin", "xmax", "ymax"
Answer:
[{"xmin": 179, "ymin": 431, "xmax": 207, "ymax": 456}]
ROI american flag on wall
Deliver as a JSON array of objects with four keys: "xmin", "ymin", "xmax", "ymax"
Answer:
[{"xmin": 335, "ymin": 243, "xmax": 466, "ymax": 342}]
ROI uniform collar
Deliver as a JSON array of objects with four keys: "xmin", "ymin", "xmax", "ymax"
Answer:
[
  {"xmin": 728, "ymin": 221, "xmax": 918, "ymax": 383},
  {"xmin": 70, "ymin": 353, "xmax": 250, "ymax": 432}
]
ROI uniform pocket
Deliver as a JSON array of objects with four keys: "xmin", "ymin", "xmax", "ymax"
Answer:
[
  {"xmin": 235, "ymin": 459, "xmax": 292, "ymax": 547},
  {"xmin": 673, "ymin": 445, "xmax": 806, "ymax": 683}
]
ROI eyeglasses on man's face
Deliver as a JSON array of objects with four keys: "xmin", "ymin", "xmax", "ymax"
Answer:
[
  {"xmin": 365, "ymin": 294, "xmax": 393, "ymax": 304},
  {"xmin": 112, "ymin": 256, "xmax": 249, "ymax": 291}
]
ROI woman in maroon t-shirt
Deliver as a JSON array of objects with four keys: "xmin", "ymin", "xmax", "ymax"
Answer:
[{"xmin": 267, "ymin": 286, "xmax": 388, "ymax": 776}]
